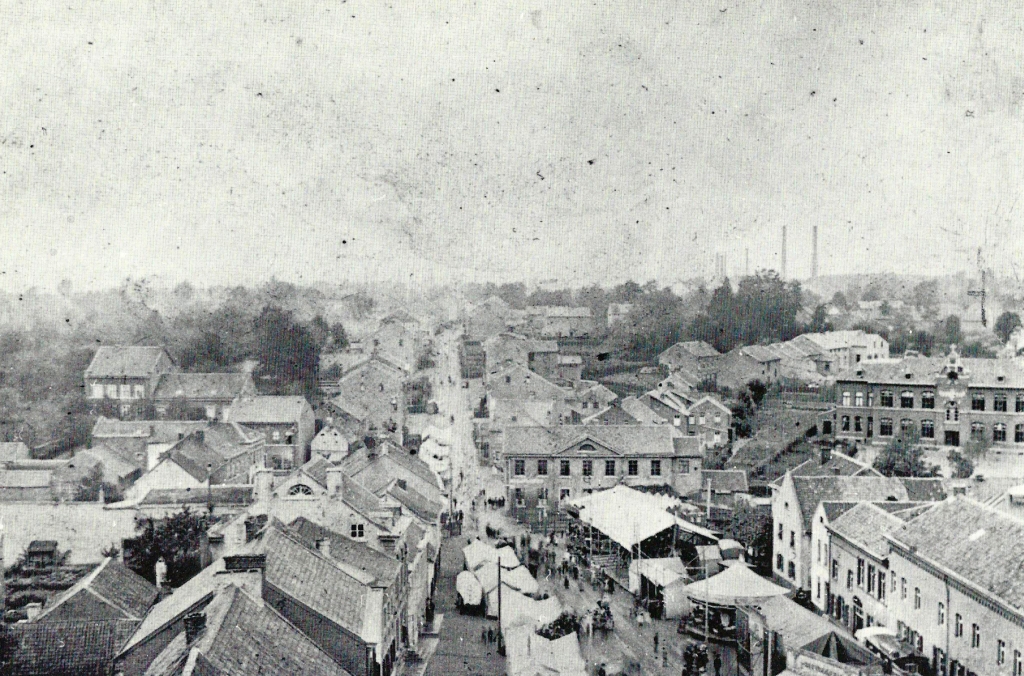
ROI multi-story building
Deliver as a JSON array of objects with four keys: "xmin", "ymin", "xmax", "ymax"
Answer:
[
  {"xmin": 833, "ymin": 346, "xmax": 1024, "ymax": 449},
  {"xmin": 793, "ymin": 330, "xmax": 890, "ymax": 373},
  {"xmin": 503, "ymin": 425, "xmax": 704, "ymax": 532},
  {"xmin": 84, "ymin": 346, "xmax": 176, "ymax": 416},
  {"xmin": 771, "ymin": 472, "xmax": 946, "ymax": 591},
  {"xmin": 886, "ymin": 497, "xmax": 1024, "ymax": 676}
]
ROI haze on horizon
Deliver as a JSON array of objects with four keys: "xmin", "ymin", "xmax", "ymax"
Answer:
[{"xmin": 2, "ymin": 0, "xmax": 1023, "ymax": 293}]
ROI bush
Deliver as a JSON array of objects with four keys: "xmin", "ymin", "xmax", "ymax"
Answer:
[{"xmin": 948, "ymin": 450, "xmax": 974, "ymax": 479}]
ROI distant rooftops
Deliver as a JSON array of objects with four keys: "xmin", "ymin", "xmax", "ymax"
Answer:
[{"xmin": 85, "ymin": 346, "xmax": 171, "ymax": 379}]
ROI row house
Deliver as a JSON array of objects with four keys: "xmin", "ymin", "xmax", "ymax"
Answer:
[
  {"xmin": 503, "ymin": 425, "xmax": 704, "ymax": 532},
  {"xmin": 833, "ymin": 346, "xmax": 1024, "ymax": 449},
  {"xmin": 886, "ymin": 497, "xmax": 1024, "ymax": 676},
  {"xmin": 771, "ymin": 472, "xmax": 946, "ymax": 591}
]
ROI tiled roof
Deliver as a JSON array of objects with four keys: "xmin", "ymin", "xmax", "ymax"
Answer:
[
  {"xmin": 836, "ymin": 354, "xmax": 1024, "ymax": 388},
  {"xmin": 819, "ymin": 501, "xmax": 859, "ymax": 522},
  {"xmin": 287, "ymin": 517, "xmax": 403, "ymax": 587},
  {"xmin": 163, "ymin": 585, "xmax": 354, "ymax": 676},
  {"xmin": 801, "ymin": 330, "xmax": 876, "ymax": 351},
  {"xmin": 620, "ymin": 397, "xmax": 665, "ymax": 425},
  {"xmin": 702, "ymin": 469, "xmax": 749, "ymax": 494},
  {"xmin": 888, "ymin": 497, "xmax": 1024, "ymax": 613},
  {"xmin": 791, "ymin": 476, "xmax": 911, "ymax": 532},
  {"xmin": 76, "ymin": 446, "xmax": 140, "ymax": 480},
  {"xmin": 739, "ymin": 345, "xmax": 782, "ymax": 363},
  {"xmin": 503, "ymin": 425, "xmax": 678, "ymax": 457},
  {"xmin": 85, "ymin": 346, "xmax": 170, "ymax": 378},
  {"xmin": 152, "ymin": 372, "xmax": 253, "ymax": 400},
  {"xmin": 901, "ymin": 477, "xmax": 949, "ymax": 502},
  {"xmin": 388, "ymin": 482, "xmax": 444, "ymax": 523},
  {"xmin": 487, "ymin": 365, "xmax": 568, "ymax": 402},
  {"xmin": 91, "ymin": 417, "xmax": 207, "ymax": 442},
  {"xmin": 790, "ymin": 452, "xmax": 881, "ymax": 479},
  {"xmin": 164, "ymin": 433, "xmax": 231, "ymax": 482},
  {"xmin": 229, "ymin": 396, "xmax": 310, "ymax": 424},
  {"xmin": 0, "ymin": 469, "xmax": 52, "ymax": 488},
  {"xmin": 36, "ymin": 557, "xmax": 157, "ymax": 622},
  {"xmin": 829, "ymin": 502, "xmax": 907, "ymax": 559},
  {"xmin": 138, "ymin": 485, "xmax": 253, "ymax": 506},
  {"xmin": 2, "ymin": 620, "xmax": 139, "ymax": 676},
  {"xmin": 672, "ymin": 436, "xmax": 704, "ymax": 457},
  {"xmin": 379, "ymin": 445, "xmax": 442, "ymax": 489},
  {"xmin": 660, "ymin": 341, "xmax": 720, "ymax": 362},
  {"xmin": 258, "ymin": 525, "xmax": 374, "ymax": 640}
]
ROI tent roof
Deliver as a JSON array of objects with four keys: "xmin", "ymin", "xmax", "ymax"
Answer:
[
  {"xmin": 631, "ymin": 558, "xmax": 689, "ymax": 588},
  {"xmin": 505, "ymin": 625, "xmax": 587, "ymax": 676},
  {"xmin": 499, "ymin": 588, "xmax": 563, "ymax": 632},
  {"xmin": 685, "ymin": 563, "xmax": 790, "ymax": 605},
  {"xmin": 456, "ymin": 571, "xmax": 483, "ymax": 606}
]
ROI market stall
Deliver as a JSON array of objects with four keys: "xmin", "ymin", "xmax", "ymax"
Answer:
[{"xmin": 682, "ymin": 562, "xmax": 790, "ymax": 641}]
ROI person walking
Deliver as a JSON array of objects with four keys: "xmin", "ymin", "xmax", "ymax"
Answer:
[
  {"xmin": 653, "ymin": 631, "xmax": 659, "ymax": 653},
  {"xmin": 713, "ymin": 652, "xmax": 722, "ymax": 676},
  {"xmin": 481, "ymin": 628, "xmax": 487, "ymax": 644}
]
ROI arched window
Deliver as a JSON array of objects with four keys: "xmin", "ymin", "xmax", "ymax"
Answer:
[
  {"xmin": 900, "ymin": 419, "xmax": 914, "ymax": 435},
  {"xmin": 579, "ymin": 443, "xmax": 596, "ymax": 451},
  {"xmin": 921, "ymin": 420, "xmax": 935, "ymax": 439},
  {"xmin": 970, "ymin": 422, "xmax": 985, "ymax": 441},
  {"xmin": 288, "ymin": 484, "xmax": 313, "ymax": 496},
  {"xmin": 900, "ymin": 391, "xmax": 914, "ymax": 409},
  {"xmin": 946, "ymin": 402, "xmax": 958, "ymax": 422},
  {"xmin": 880, "ymin": 391, "xmax": 894, "ymax": 407}
]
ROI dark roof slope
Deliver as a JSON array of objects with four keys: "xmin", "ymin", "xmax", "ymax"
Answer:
[
  {"xmin": 2, "ymin": 619, "xmax": 139, "ymax": 676},
  {"xmin": 288, "ymin": 517, "xmax": 402, "ymax": 587},
  {"xmin": 791, "ymin": 475, "xmax": 946, "ymax": 532},
  {"xmin": 702, "ymin": 469, "xmax": 750, "ymax": 493},
  {"xmin": 152, "ymin": 372, "xmax": 253, "ymax": 400},
  {"xmin": 36, "ymin": 558, "xmax": 157, "ymax": 622},
  {"xmin": 138, "ymin": 485, "xmax": 253, "ymax": 506},
  {"xmin": 830, "ymin": 502, "xmax": 907, "ymax": 559}
]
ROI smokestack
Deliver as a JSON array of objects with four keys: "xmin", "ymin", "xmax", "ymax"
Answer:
[
  {"xmin": 812, "ymin": 226, "xmax": 819, "ymax": 279},
  {"xmin": 745, "ymin": 248, "xmax": 749, "ymax": 277},
  {"xmin": 781, "ymin": 225, "xmax": 787, "ymax": 279}
]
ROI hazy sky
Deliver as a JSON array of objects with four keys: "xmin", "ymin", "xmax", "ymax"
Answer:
[{"xmin": 2, "ymin": 0, "xmax": 1022, "ymax": 292}]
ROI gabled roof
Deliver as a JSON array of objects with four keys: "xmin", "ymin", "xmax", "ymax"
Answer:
[
  {"xmin": 829, "ymin": 502, "xmax": 907, "ymax": 559},
  {"xmin": 35, "ymin": 557, "xmax": 157, "ymax": 622},
  {"xmin": 836, "ymin": 353, "xmax": 1024, "ymax": 389},
  {"xmin": 91, "ymin": 417, "xmax": 207, "ymax": 442},
  {"xmin": 790, "ymin": 476, "xmax": 910, "ymax": 533},
  {"xmin": 152, "ymin": 372, "xmax": 253, "ymax": 400},
  {"xmin": 75, "ymin": 446, "xmax": 140, "ymax": 481},
  {"xmin": 152, "ymin": 585, "xmax": 354, "ymax": 676},
  {"xmin": 659, "ymin": 340, "xmax": 720, "ymax": 362},
  {"xmin": 620, "ymin": 396, "xmax": 666, "ymax": 425},
  {"xmin": 287, "ymin": 517, "xmax": 403, "ymax": 587},
  {"xmin": 786, "ymin": 452, "xmax": 882, "ymax": 480},
  {"xmin": 487, "ymin": 364, "xmax": 568, "ymax": 402},
  {"xmin": 888, "ymin": 497, "xmax": 1024, "ymax": 614},
  {"xmin": 672, "ymin": 436, "xmax": 704, "ymax": 458},
  {"xmin": 503, "ymin": 425, "xmax": 677, "ymax": 457},
  {"xmin": 690, "ymin": 395, "xmax": 732, "ymax": 415},
  {"xmin": 2, "ymin": 619, "xmax": 139, "ymax": 676},
  {"xmin": 85, "ymin": 346, "xmax": 171, "ymax": 379},
  {"xmin": 256, "ymin": 525, "xmax": 376, "ymax": 641},
  {"xmin": 229, "ymin": 396, "xmax": 310, "ymax": 425},
  {"xmin": 738, "ymin": 345, "xmax": 782, "ymax": 363},
  {"xmin": 387, "ymin": 482, "xmax": 444, "ymax": 523}
]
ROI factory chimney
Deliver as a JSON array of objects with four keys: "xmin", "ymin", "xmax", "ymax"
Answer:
[
  {"xmin": 781, "ymin": 225, "xmax": 787, "ymax": 279},
  {"xmin": 812, "ymin": 226, "xmax": 819, "ymax": 279}
]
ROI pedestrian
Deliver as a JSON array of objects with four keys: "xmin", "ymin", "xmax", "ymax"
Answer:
[
  {"xmin": 663, "ymin": 646, "xmax": 668, "ymax": 668},
  {"xmin": 564, "ymin": 576, "xmax": 570, "ymax": 589},
  {"xmin": 654, "ymin": 631, "xmax": 659, "ymax": 652},
  {"xmin": 487, "ymin": 627, "xmax": 494, "ymax": 643},
  {"xmin": 714, "ymin": 652, "xmax": 722, "ymax": 676},
  {"xmin": 481, "ymin": 628, "xmax": 487, "ymax": 643}
]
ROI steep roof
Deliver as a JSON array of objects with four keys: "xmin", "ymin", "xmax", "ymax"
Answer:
[
  {"xmin": 829, "ymin": 502, "xmax": 908, "ymax": 559},
  {"xmin": 888, "ymin": 497, "xmax": 1024, "ymax": 614},
  {"xmin": 739, "ymin": 345, "xmax": 782, "ymax": 363},
  {"xmin": 503, "ymin": 425, "xmax": 678, "ymax": 457},
  {"xmin": 85, "ymin": 346, "xmax": 170, "ymax": 378},
  {"xmin": 36, "ymin": 557, "xmax": 157, "ymax": 622},
  {"xmin": 788, "ymin": 452, "xmax": 882, "ymax": 479},
  {"xmin": 620, "ymin": 396, "xmax": 666, "ymax": 425},
  {"xmin": 487, "ymin": 365, "xmax": 568, "ymax": 402},
  {"xmin": 230, "ymin": 396, "xmax": 310, "ymax": 424},
  {"xmin": 672, "ymin": 436, "xmax": 705, "ymax": 458},
  {"xmin": 152, "ymin": 372, "xmax": 253, "ymax": 400},
  {"xmin": 287, "ymin": 517, "xmax": 403, "ymax": 587},
  {"xmin": 790, "ymin": 476, "xmax": 912, "ymax": 532},
  {"xmin": 2, "ymin": 619, "xmax": 139, "ymax": 676},
  {"xmin": 387, "ymin": 482, "xmax": 444, "ymax": 523},
  {"xmin": 660, "ymin": 340, "xmax": 720, "ymax": 362},
  {"xmin": 257, "ymin": 525, "xmax": 376, "ymax": 641}
]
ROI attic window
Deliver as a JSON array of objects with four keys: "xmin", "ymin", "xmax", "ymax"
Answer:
[
  {"xmin": 856, "ymin": 369, "xmax": 864, "ymax": 377},
  {"xmin": 998, "ymin": 375, "xmax": 1006, "ymax": 382},
  {"xmin": 579, "ymin": 443, "xmax": 596, "ymax": 451},
  {"xmin": 905, "ymin": 373, "xmax": 912, "ymax": 379}
]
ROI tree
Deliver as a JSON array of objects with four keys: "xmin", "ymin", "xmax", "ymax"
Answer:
[
  {"xmin": 872, "ymin": 429, "xmax": 939, "ymax": 477},
  {"xmin": 995, "ymin": 312, "xmax": 1022, "ymax": 343},
  {"xmin": 806, "ymin": 304, "xmax": 833, "ymax": 333},
  {"xmin": 911, "ymin": 280, "xmax": 940, "ymax": 319},
  {"xmin": 74, "ymin": 465, "xmax": 124, "ymax": 503},
  {"xmin": 725, "ymin": 502, "xmax": 773, "ymax": 568},
  {"xmin": 948, "ymin": 450, "xmax": 974, "ymax": 479},
  {"xmin": 830, "ymin": 291, "xmax": 848, "ymax": 311},
  {"xmin": 253, "ymin": 306, "xmax": 320, "ymax": 399},
  {"xmin": 940, "ymin": 315, "xmax": 963, "ymax": 346},
  {"xmin": 330, "ymin": 322, "xmax": 349, "ymax": 349},
  {"xmin": 123, "ymin": 508, "xmax": 211, "ymax": 587}
]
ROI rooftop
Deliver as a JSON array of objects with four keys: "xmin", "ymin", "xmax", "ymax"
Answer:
[
  {"xmin": 2, "ymin": 619, "xmax": 140, "ymax": 676},
  {"xmin": 790, "ymin": 475, "xmax": 946, "ymax": 532},
  {"xmin": 152, "ymin": 372, "xmax": 253, "ymax": 400},
  {"xmin": 230, "ymin": 396, "xmax": 310, "ymax": 424},
  {"xmin": 829, "ymin": 502, "xmax": 908, "ymax": 559},
  {"xmin": 36, "ymin": 557, "xmax": 158, "ymax": 622},
  {"xmin": 836, "ymin": 352, "xmax": 1024, "ymax": 388},
  {"xmin": 660, "ymin": 340, "xmax": 721, "ymax": 361},
  {"xmin": 138, "ymin": 485, "xmax": 254, "ymax": 506},
  {"xmin": 702, "ymin": 469, "xmax": 750, "ymax": 494},
  {"xmin": 503, "ymin": 424, "xmax": 678, "ymax": 457},
  {"xmin": 85, "ymin": 346, "xmax": 170, "ymax": 379},
  {"xmin": 287, "ymin": 517, "xmax": 403, "ymax": 587}
]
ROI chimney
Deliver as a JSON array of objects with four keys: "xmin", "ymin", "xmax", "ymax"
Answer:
[
  {"xmin": 326, "ymin": 467, "xmax": 345, "ymax": 498},
  {"xmin": 24, "ymin": 602, "xmax": 42, "ymax": 621},
  {"xmin": 811, "ymin": 225, "xmax": 819, "ymax": 279},
  {"xmin": 833, "ymin": 467, "xmax": 841, "ymax": 476},
  {"xmin": 195, "ymin": 430, "xmax": 205, "ymax": 444},
  {"xmin": 316, "ymin": 538, "xmax": 332, "ymax": 559},
  {"xmin": 378, "ymin": 534, "xmax": 399, "ymax": 554},
  {"xmin": 184, "ymin": 612, "xmax": 207, "ymax": 644}
]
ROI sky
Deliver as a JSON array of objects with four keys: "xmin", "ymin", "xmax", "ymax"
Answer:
[{"xmin": 2, "ymin": 0, "xmax": 1023, "ymax": 292}]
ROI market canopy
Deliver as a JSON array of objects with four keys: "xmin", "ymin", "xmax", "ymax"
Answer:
[
  {"xmin": 456, "ymin": 571, "xmax": 483, "ymax": 606},
  {"xmin": 568, "ymin": 485, "xmax": 696, "ymax": 549},
  {"xmin": 499, "ymin": 588, "xmax": 563, "ymax": 631},
  {"xmin": 629, "ymin": 557, "xmax": 689, "ymax": 591},
  {"xmin": 464, "ymin": 540, "xmax": 520, "ymax": 571},
  {"xmin": 685, "ymin": 562, "xmax": 790, "ymax": 605},
  {"xmin": 505, "ymin": 625, "xmax": 587, "ymax": 676}
]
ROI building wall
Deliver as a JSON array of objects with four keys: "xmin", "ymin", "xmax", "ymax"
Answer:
[
  {"xmin": 825, "ymin": 533, "xmax": 891, "ymax": 634},
  {"xmin": 888, "ymin": 545, "xmax": 1024, "ymax": 676},
  {"xmin": 770, "ymin": 477, "xmax": 807, "ymax": 590}
]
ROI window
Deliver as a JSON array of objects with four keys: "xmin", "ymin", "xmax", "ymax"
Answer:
[
  {"xmin": 971, "ymin": 623, "xmax": 980, "ymax": 648},
  {"xmin": 650, "ymin": 460, "xmax": 661, "ymax": 476},
  {"xmin": 914, "ymin": 587, "xmax": 921, "ymax": 609},
  {"xmin": 106, "ymin": 384, "xmax": 118, "ymax": 398},
  {"xmin": 995, "ymin": 394, "xmax": 1008, "ymax": 412},
  {"xmin": 1018, "ymin": 423, "xmax": 1024, "ymax": 443},
  {"xmin": 789, "ymin": 531, "xmax": 795, "ymax": 548},
  {"xmin": 901, "ymin": 391, "xmax": 914, "ymax": 408},
  {"xmin": 880, "ymin": 391, "xmax": 894, "ymax": 407},
  {"xmin": 972, "ymin": 393, "xmax": 986, "ymax": 411},
  {"xmin": 841, "ymin": 416, "xmax": 850, "ymax": 432},
  {"xmin": 605, "ymin": 460, "xmax": 615, "ymax": 476},
  {"xmin": 699, "ymin": 415, "xmax": 706, "ymax": 425},
  {"xmin": 628, "ymin": 460, "xmax": 638, "ymax": 476},
  {"xmin": 272, "ymin": 430, "xmax": 281, "ymax": 443},
  {"xmin": 854, "ymin": 416, "xmax": 863, "ymax": 433},
  {"xmin": 867, "ymin": 564, "xmax": 875, "ymax": 593},
  {"xmin": 288, "ymin": 484, "xmax": 313, "ymax": 496},
  {"xmin": 560, "ymin": 488, "xmax": 571, "ymax": 501},
  {"xmin": 777, "ymin": 554, "xmax": 784, "ymax": 571},
  {"xmin": 582, "ymin": 460, "xmax": 593, "ymax": 476},
  {"xmin": 817, "ymin": 581, "xmax": 821, "ymax": 600},
  {"xmin": 878, "ymin": 570, "xmax": 885, "ymax": 601},
  {"xmin": 855, "ymin": 392, "xmax": 865, "ymax": 407},
  {"xmin": 995, "ymin": 423, "xmax": 1007, "ymax": 443},
  {"xmin": 891, "ymin": 571, "xmax": 896, "ymax": 594},
  {"xmin": 901, "ymin": 419, "xmax": 914, "ymax": 435},
  {"xmin": 922, "ymin": 391, "xmax": 935, "ymax": 409},
  {"xmin": 514, "ymin": 459, "xmax": 525, "ymax": 476},
  {"xmin": 89, "ymin": 383, "xmax": 104, "ymax": 399},
  {"xmin": 847, "ymin": 570, "xmax": 853, "ymax": 590},
  {"xmin": 999, "ymin": 640, "xmax": 1006, "ymax": 665},
  {"xmin": 787, "ymin": 562, "xmax": 795, "ymax": 579},
  {"xmin": 1018, "ymin": 395, "xmax": 1024, "ymax": 413},
  {"xmin": 842, "ymin": 391, "xmax": 851, "ymax": 406},
  {"xmin": 537, "ymin": 459, "xmax": 548, "ymax": 475},
  {"xmin": 938, "ymin": 602, "xmax": 945, "ymax": 625},
  {"xmin": 778, "ymin": 523, "xmax": 784, "ymax": 540},
  {"xmin": 560, "ymin": 460, "xmax": 571, "ymax": 476},
  {"xmin": 971, "ymin": 422, "xmax": 985, "ymax": 441},
  {"xmin": 817, "ymin": 540, "xmax": 822, "ymax": 563},
  {"xmin": 350, "ymin": 523, "xmax": 365, "ymax": 538},
  {"xmin": 921, "ymin": 419, "xmax": 935, "ymax": 439},
  {"xmin": 581, "ymin": 401, "xmax": 588, "ymax": 409},
  {"xmin": 714, "ymin": 414, "xmax": 722, "ymax": 424},
  {"xmin": 133, "ymin": 384, "xmax": 146, "ymax": 399},
  {"xmin": 857, "ymin": 559, "xmax": 864, "ymax": 587},
  {"xmin": 879, "ymin": 418, "xmax": 893, "ymax": 436},
  {"xmin": 514, "ymin": 487, "xmax": 524, "ymax": 506},
  {"xmin": 831, "ymin": 559, "xmax": 839, "ymax": 579},
  {"xmin": 119, "ymin": 384, "xmax": 132, "ymax": 399},
  {"xmin": 901, "ymin": 578, "xmax": 907, "ymax": 600},
  {"xmin": 679, "ymin": 459, "xmax": 690, "ymax": 474},
  {"xmin": 1014, "ymin": 649, "xmax": 1021, "ymax": 676},
  {"xmin": 537, "ymin": 488, "xmax": 548, "ymax": 503},
  {"xmin": 954, "ymin": 614, "xmax": 962, "ymax": 637}
]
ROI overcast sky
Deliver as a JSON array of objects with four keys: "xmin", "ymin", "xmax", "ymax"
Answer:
[{"xmin": 2, "ymin": 0, "xmax": 1022, "ymax": 292}]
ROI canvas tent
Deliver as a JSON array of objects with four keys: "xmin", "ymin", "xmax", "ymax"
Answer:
[
  {"xmin": 685, "ymin": 562, "xmax": 790, "ymax": 606},
  {"xmin": 456, "ymin": 570, "xmax": 483, "ymax": 607},
  {"xmin": 463, "ymin": 539, "xmax": 521, "ymax": 572},
  {"xmin": 499, "ymin": 588, "xmax": 563, "ymax": 632},
  {"xmin": 505, "ymin": 625, "xmax": 587, "ymax": 676},
  {"xmin": 628, "ymin": 557, "xmax": 691, "ymax": 619}
]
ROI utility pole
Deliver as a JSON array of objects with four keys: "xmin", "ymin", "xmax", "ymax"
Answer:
[{"xmin": 704, "ymin": 478, "xmax": 711, "ymax": 643}]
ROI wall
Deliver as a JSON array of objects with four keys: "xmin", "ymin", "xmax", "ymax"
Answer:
[{"xmin": 770, "ymin": 476, "xmax": 806, "ymax": 590}]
